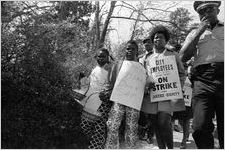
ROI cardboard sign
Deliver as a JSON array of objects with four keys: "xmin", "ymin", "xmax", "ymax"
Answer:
[
  {"xmin": 147, "ymin": 55, "xmax": 183, "ymax": 102},
  {"xmin": 110, "ymin": 61, "xmax": 147, "ymax": 110},
  {"xmin": 183, "ymin": 77, "xmax": 192, "ymax": 107}
]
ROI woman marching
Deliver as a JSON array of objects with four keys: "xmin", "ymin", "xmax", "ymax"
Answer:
[
  {"xmin": 143, "ymin": 25, "xmax": 186, "ymax": 149},
  {"xmin": 80, "ymin": 48, "xmax": 114, "ymax": 149}
]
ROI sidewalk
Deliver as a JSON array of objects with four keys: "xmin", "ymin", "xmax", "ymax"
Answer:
[
  {"xmin": 120, "ymin": 130, "xmax": 196, "ymax": 149},
  {"xmin": 120, "ymin": 129, "xmax": 220, "ymax": 149}
]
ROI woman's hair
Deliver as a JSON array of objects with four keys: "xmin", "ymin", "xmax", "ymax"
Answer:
[
  {"xmin": 127, "ymin": 40, "xmax": 138, "ymax": 50},
  {"xmin": 98, "ymin": 47, "xmax": 109, "ymax": 56},
  {"xmin": 150, "ymin": 25, "xmax": 170, "ymax": 42},
  {"xmin": 95, "ymin": 47, "xmax": 114, "ymax": 62},
  {"xmin": 126, "ymin": 40, "xmax": 139, "ymax": 57}
]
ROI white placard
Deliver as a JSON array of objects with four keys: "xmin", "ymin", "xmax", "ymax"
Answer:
[
  {"xmin": 183, "ymin": 77, "xmax": 192, "ymax": 107},
  {"xmin": 110, "ymin": 61, "xmax": 147, "ymax": 110},
  {"xmin": 147, "ymin": 55, "xmax": 183, "ymax": 102}
]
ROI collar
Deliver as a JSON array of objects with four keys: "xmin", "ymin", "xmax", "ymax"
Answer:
[
  {"xmin": 146, "ymin": 51, "xmax": 153, "ymax": 55},
  {"xmin": 208, "ymin": 20, "xmax": 224, "ymax": 30},
  {"xmin": 144, "ymin": 51, "xmax": 153, "ymax": 59},
  {"xmin": 153, "ymin": 48, "xmax": 166, "ymax": 54}
]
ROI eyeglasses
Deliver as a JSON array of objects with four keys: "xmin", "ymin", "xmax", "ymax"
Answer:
[{"xmin": 198, "ymin": 6, "xmax": 216, "ymax": 16}]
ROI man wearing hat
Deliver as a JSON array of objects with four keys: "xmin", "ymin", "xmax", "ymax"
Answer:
[
  {"xmin": 179, "ymin": 1, "xmax": 224, "ymax": 149},
  {"xmin": 138, "ymin": 36, "xmax": 155, "ymax": 144},
  {"xmin": 139, "ymin": 36, "xmax": 154, "ymax": 65}
]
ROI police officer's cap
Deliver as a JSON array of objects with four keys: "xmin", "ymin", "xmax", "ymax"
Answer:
[
  {"xmin": 150, "ymin": 25, "xmax": 170, "ymax": 42},
  {"xmin": 194, "ymin": 1, "xmax": 221, "ymax": 12}
]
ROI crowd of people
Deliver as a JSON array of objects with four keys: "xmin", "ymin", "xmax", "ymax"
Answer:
[{"xmin": 76, "ymin": 1, "xmax": 224, "ymax": 149}]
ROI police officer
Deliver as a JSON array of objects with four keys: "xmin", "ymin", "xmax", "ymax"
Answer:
[{"xmin": 179, "ymin": 1, "xmax": 224, "ymax": 149}]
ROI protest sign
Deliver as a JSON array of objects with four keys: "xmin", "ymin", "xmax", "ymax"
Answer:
[
  {"xmin": 147, "ymin": 55, "xmax": 183, "ymax": 102},
  {"xmin": 183, "ymin": 77, "xmax": 192, "ymax": 107},
  {"xmin": 110, "ymin": 61, "xmax": 146, "ymax": 110}
]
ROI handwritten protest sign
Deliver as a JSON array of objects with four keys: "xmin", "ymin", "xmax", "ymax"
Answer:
[
  {"xmin": 147, "ymin": 55, "xmax": 183, "ymax": 102},
  {"xmin": 110, "ymin": 61, "xmax": 146, "ymax": 110},
  {"xmin": 183, "ymin": 77, "xmax": 192, "ymax": 107}
]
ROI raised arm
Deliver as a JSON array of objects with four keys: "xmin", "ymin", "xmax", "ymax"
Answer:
[{"xmin": 179, "ymin": 19, "xmax": 209, "ymax": 62}]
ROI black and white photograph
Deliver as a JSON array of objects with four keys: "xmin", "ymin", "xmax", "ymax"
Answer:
[{"xmin": 1, "ymin": 1, "xmax": 224, "ymax": 149}]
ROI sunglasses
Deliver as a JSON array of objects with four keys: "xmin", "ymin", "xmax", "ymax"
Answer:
[{"xmin": 198, "ymin": 6, "xmax": 216, "ymax": 15}]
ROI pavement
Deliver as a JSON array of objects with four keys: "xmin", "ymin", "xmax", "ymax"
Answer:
[
  {"xmin": 120, "ymin": 119, "xmax": 220, "ymax": 149},
  {"xmin": 121, "ymin": 131, "xmax": 220, "ymax": 149},
  {"xmin": 120, "ymin": 130, "xmax": 197, "ymax": 149}
]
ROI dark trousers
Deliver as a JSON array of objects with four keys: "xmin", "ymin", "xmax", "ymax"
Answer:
[
  {"xmin": 152, "ymin": 112, "xmax": 173, "ymax": 149},
  {"xmin": 138, "ymin": 112, "xmax": 154, "ymax": 138},
  {"xmin": 192, "ymin": 63, "xmax": 224, "ymax": 149}
]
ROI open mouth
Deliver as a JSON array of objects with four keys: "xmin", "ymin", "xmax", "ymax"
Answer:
[{"xmin": 126, "ymin": 51, "xmax": 133, "ymax": 55}]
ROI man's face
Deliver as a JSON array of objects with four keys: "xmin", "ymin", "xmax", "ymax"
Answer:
[
  {"xmin": 96, "ymin": 50, "xmax": 108, "ymax": 67},
  {"xmin": 198, "ymin": 6, "xmax": 219, "ymax": 24},
  {"xmin": 153, "ymin": 33, "xmax": 167, "ymax": 50},
  {"xmin": 143, "ymin": 39, "xmax": 153, "ymax": 53},
  {"xmin": 125, "ymin": 43, "xmax": 137, "ymax": 60}
]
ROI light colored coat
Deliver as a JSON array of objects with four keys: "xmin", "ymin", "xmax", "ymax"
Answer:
[{"xmin": 140, "ymin": 49, "xmax": 186, "ymax": 115}]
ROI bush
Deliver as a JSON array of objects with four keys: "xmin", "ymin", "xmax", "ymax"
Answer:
[{"xmin": 1, "ymin": 21, "xmax": 93, "ymax": 149}]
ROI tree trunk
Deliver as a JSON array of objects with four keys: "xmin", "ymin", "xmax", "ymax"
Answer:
[
  {"xmin": 99, "ymin": 1, "xmax": 116, "ymax": 48},
  {"xmin": 130, "ymin": 11, "xmax": 141, "ymax": 40},
  {"xmin": 95, "ymin": 1, "xmax": 100, "ymax": 49}
]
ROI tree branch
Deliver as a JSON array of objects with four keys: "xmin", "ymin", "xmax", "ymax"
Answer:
[
  {"xmin": 110, "ymin": 15, "xmax": 186, "ymax": 32},
  {"xmin": 111, "ymin": 16, "xmax": 171, "ymax": 23},
  {"xmin": 99, "ymin": 1, "xmax": 107, "ymax": 12},
  {"xmin": 22, "ymin": 2, "xmax": 38, "ymax": 16},
  {"xmin": 139, "ymin": 12, "xmax": 154, "ymax": 25},
  {"xmin": 121, "ymin": 1, "xmax": 136, "ymax": 10}
]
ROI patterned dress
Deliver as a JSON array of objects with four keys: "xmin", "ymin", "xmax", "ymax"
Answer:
[{"xmin": 80, "ymin": 64, "xmax": 113, "ymax": 149}]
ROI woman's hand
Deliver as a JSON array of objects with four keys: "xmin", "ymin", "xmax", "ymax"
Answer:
[{"xmin": 99, "ymin": 89, "xmax": 112, "ymax": 102}]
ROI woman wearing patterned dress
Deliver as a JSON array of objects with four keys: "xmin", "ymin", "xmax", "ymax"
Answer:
[{"xmin": 80, "ymin": 48, "xmax": 113, "ymax": 149}]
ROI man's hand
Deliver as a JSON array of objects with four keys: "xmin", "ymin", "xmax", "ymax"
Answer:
[
  {"xmin": 198, "ymin": 16, "xmax": 211, "ymax": 34},
  {"xmin": 179, "ymin": 16, "xmax": 209, "ymax": 62}
]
